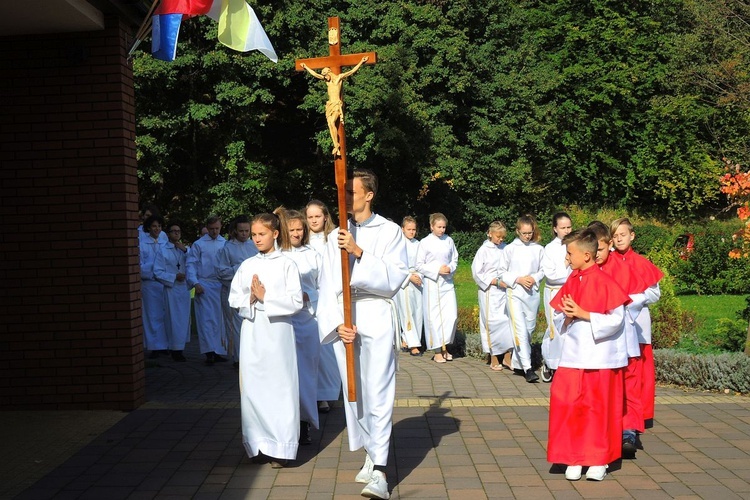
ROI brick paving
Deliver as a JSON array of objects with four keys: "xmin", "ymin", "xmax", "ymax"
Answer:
[{"xmin": 4, "ymin": 339, "xmax": 750, "ymax": 499}]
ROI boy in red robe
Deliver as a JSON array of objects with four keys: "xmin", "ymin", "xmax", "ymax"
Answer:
[
  {"xmin": 611, "ymin": 218, "xmax": 664, "ymax": 435},
  {"xmin": 547, "ymin": 229, "xmax": 630, "ymax": 481},
  {"xmin": 588, "ymin": 221, "xmax": 649, "ymax": 458}
]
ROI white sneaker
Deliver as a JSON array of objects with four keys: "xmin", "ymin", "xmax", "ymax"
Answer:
[
  {"xmin": 586, "ymin": 465, "xmax": 608, "ymax": 481},
  {"xmin": 361, "ymin": 470, "xmax": 390, "ymax": 499},
  {"xmin": 355, "ymin": 454, "xmax": 374, "ymax": 483},
  {"xmin": 565, "ymin": 465, "xmax": 582, "ymax": 481}
]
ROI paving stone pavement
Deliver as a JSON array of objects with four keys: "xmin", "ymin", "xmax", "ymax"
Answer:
[{"xmin": 3, "ymin": 337, "xmax": 750, "ymax": 500}]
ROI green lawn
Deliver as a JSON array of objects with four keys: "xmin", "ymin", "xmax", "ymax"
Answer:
[{"xmin": 677, "ymin": 294, "xmax": 747, "ymax": 337}]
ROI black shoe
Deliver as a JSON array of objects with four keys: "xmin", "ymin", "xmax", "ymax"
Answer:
[
  {"xmin": 171, "ymin": 351, "xmax": 186, "ymax": 362},
  {"xmin": 299, "ymin": 421, "xmax": 312, "ymax": 445},
  {"xmin": 622, "ymin": 435, "xmax": 637, "ymax": 458},
  {"xmin": 205, "ymin": 353, "xmax": 215, "ymax": 365},
  {"xmin": 213, "ymin": 353, "xmax": 228, "ymax": 362},
  {"xmin": 524, "ymin": 369, "xmax": 539, "ymax": 383}
]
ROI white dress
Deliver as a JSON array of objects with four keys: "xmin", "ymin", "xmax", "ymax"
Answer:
[
  {"xmin": 187, "ymin": 234, "xmax": 227, "ymax": 355},
  {"xmin": 139, "ymin": 236, "xmax": 167, "ymax": 351},
  {"xmin": 500, "ymin": 238, "xmax": 544, "ymax": 371},
  {"xmin": 310, "ymin": 230, "xmax": 342, "ymax": 401},
  {"xmin": 541, "ymin": 237, "xmax": 571, "ymax": 370},
  {"xmin": 416, "ymin": 233, "xmax": 459, "ymax": 351},
  {"xmin": 394, "ymin": 237, "xmax": 423, "ymax": 348},
  {"xmin": 284, "ymin": 245, "xmax": 322, "ymax": 429},
  {"xmin": 216, "ymin": 239, "xmax": 258, "ymax": 361},
  {"xmin": 317, "ymin": 214, "xmax": 408, "ymax": 466},
  {"xmin": 229, "ymin": 250, "xmax": 303, "ymax": 460},
  {"xmin": 154, "ymin": 243, "xmax": 191, "ymax": 350},
  {"xmin": 471, "ymin": 240, "xmax": 513, "ymax": 355}
]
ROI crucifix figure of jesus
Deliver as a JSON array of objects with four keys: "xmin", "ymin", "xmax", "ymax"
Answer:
[{"xmin": 300, "ymin": 57, "xmax": 369, "ymax": 156}]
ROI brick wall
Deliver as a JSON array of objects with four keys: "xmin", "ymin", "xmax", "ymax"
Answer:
[{"xmin": 0, "ymin": 17, "xmax": 145, "ymax": 409}]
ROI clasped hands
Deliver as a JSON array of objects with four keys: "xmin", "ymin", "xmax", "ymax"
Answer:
[
  {"xmin": 249, "ymin": 274, "xmax": 265, "ymax": 304},
  {"xmin": 515, "ymin": 275, "xmax": 536, "ymax": 291}
]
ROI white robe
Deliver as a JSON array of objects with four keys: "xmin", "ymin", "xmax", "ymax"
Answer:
[
  {"xmin": 217, "ymin": 239, "xmax": 258, "ymax": 361},
  {"xmin": 139, "ymin": 236, "xmax": 167, "ymax": 351},
  {"xmin": 541, "ymin": 237, "xmax": 571, "ymax": 370},
  {"xmin": 153, "ymin": 243, "xmax": 191, "ymax": 350},
  {"xmin": 137, "ymin": 225, "xmax": 167, "ymax": 246},
  {"xmin": 500, "ymin": 238, "xmax": 544, "ymax": 371},
  {"xmin": 310, "ymin": 230, "xmax": 342, "ymax": 401},
  {"xmin": 416, "ymin": 233, "xmax": 459, "ymax": 351},
  {"xmin": 394, "ymin": 237, "xmax": 423, "ymax": 348},
  {"xmin": 284, "ymin": 245, "xmax": 322, "ymax": 429},
  {"xmin": 634, "ymin": 284, "xmax": 661, "ymax": 345},
  {"xmin": 187, "ymin": 234, "xmax": 227, "ymax": 355},
  {"xmin": 317, "ymin": 214, "xmax": 408, "ymax": 466},
  {"xmin": 229, "ymin": 250, "xmax": 303, "ymax": 460},
  {"xmin": 471, "ymin": 240, "xmax": 513, "ymax": 355}
]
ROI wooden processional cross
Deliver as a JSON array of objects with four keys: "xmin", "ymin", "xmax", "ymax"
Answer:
[{"xmin": 295, "ymin": 17, "xmax": 376, "ymax": 402}]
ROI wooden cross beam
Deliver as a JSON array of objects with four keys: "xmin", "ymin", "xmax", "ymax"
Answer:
[{"xmin": 295, "ymin": 17, "xmax": 376, "ymax": 403}]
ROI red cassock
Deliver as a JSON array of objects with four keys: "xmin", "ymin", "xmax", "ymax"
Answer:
[
  {"xmin": 547, "ymin": 265, "xmax": 630, "ymax": 466},
  {"xmin": 616, "ymin": 248, "xmax": 663, "ymax": 422},
  {"xmin": 600, "ymin": 256, "xmax": 647, "ymax": 432}
]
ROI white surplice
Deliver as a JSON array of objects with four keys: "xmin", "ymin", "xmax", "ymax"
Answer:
[
  {"xmin": 500, "ymin": 238, "xmax": 545, "ymax": 371},
  {"xmin": 139, "ymin": 236, "xmax": 167, "ymax": 351},
  {"xmin": 187, "ymin": 234, "xmax": 227, "ymax": 355},
  {"xmin": 217, "ymin": 239, "xmax": 258, "ymax": 361},
  {"xmin": 416, "ymin": 233, "xmax": 459, "ymax": 351},
  {"xmin": 471, "ymin": 239, "xmax": 513, "ymax": 355},
  {"xmin": 153, "ymin": 242, "xmax": 191, "ymax": 350},
  {"xmin": 229, "ymin": 250, "xmax": 303, "ymax": 460},
  {"xmin": 317, "ymin": 215, "xmax": 408, "ymax": 466},
  {"xmin": 541, "ymin": 237, "xmax": 571, "ymax": 370},
  {"xmin": 310, "ymin": 230, "xmax": 342, "ymax": 401},
  {"xmin": 394, "ymin": 237, "xmax": 423, "ymax": 348},
  {"xmin": 284, "ymin": 245, "xmax": 322, "ymax": 429}
]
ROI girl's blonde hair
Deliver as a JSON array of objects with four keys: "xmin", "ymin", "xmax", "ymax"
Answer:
[
  {"xmin": 429, "ymin": 212, "xmax": 448, "ymax": 227},
  {"xmin": 304, "ymin": 199, "xmax": 336, "ymax": 241},
  {"xmin": 402, "ymin": 215, "xmax": 417, "ymax": 228},
  {"xmin": 516, "ymin": 214, "xmax": 541, "ymax": 242},
  {"xmin": 252, "ymin": 212, "xmax": 289, "ymax": 249},
  {"xmin": 487, "ymin": 221, "xmax": 507, "ymax": 239}
]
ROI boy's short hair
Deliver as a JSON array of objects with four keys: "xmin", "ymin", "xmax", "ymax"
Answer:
[
  {"xmin": 205, "ymin": 215, "xmax": 221, "ymax": 226},
  {"xmin": 564, "ymin": 228, "xmax": 598, "ymax": 255},
  {"xmin": 587, "ymin": 220, "xmax": 611, "ymax": 242},
  {"xmin": 354, "ymin": 168, "xmax": 378, "ymax": 197},
  {"xmin": 610, "ymin": 217, "xmax": 634, "ymax": 235}
]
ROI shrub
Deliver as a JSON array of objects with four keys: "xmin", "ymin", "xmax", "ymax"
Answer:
[
  {"xmin": 632, "ymin": 223, "xmax": 676, "ymax": 255},
  {"xmin": 651, "ymin": 271, "xmax": 700, "ymax": 349},
  {"xmin": 709, "ymin": 319, "xmax": 749, "ymax": 352},
  {"xmin": 451, "ymin": 231, "xmax": 487, "ymax": 262},
  {"xmin": 456, "ymin": 305, "xmax": 479, "ymax": 335},
  {"xmin": 654, "ymin": 349, "xmax": 750, "ymax": 393},
  {"xmin": 672, "ymin": 219, "xmax": 749, "ymax": 295}
]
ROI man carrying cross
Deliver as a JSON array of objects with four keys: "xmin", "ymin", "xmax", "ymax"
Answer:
[
  {"xmin": 301, "ymin": 56, "xmax": 368, "ymax": 156},
  {"xmin": 317, "ymin": 169, "xmax": 408, "ymax": 500}
]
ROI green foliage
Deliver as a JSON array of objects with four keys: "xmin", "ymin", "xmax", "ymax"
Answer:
[
  {"xmin": 451, "ymin": 232, "xmax": 488, "ymax": 263},
  {"xmin": 672, "ymin": 219, "xmax": 750, "ymax": 294},
  {"xmin": 654, "ymin": 349, "xmax": 750, "ymax": 393},
  {"xmin": 132, "ymin": 0, "xmax": 750, "ymax": 232},
  {"xmin": 651, "ymin": 270, "xmax": 700, "ymax": 349},
  {"xmin": 710, "ymin": 318, "xmax": 749, "ymax": 352},
  {"xmin": 456, "ymin": 305, "xmax": 479, "ymax": 336}
]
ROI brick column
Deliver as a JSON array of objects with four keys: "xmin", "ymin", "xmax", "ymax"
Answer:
[{"xmin": 0, "ymin": 17, "xmax": 145, "ymax": 409}]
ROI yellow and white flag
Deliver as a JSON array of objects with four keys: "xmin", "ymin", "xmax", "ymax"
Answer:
[{"xmin": 207, "ymin": 0, "xmax": 278, "ymax": 62}]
